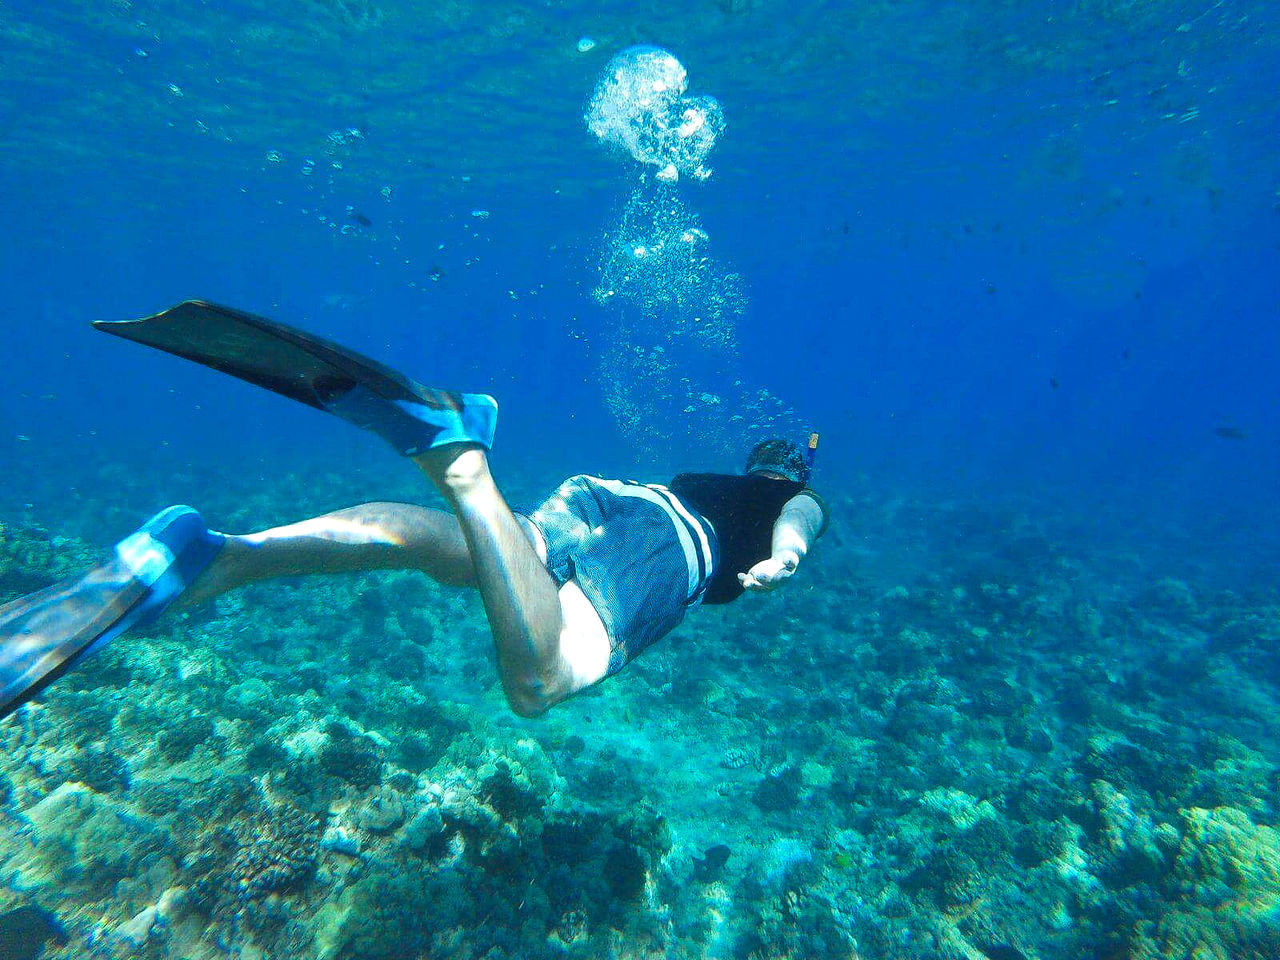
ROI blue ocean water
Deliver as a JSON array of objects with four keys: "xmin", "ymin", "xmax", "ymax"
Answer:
[{"xmin": 0, "ymin": 1, "xmax": 1278, "ymax": 958}]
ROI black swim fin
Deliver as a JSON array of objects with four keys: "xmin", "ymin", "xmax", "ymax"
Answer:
[{"xmin": 93, "ymin": 300, "xmax": 496, "ymax": 454}]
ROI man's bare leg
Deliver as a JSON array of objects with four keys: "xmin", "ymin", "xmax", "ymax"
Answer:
[
  {"xmin": 181, "ymin": 502, "xmax": 475, "ymax": 607},
  {"xmin": 412, "ymin": 444, "xmax": 578, "ymax": 717}
]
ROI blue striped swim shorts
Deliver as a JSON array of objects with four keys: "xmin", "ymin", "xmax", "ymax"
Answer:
[{"xmin": 523, "ymin": 475, "xmax": 718, "ymax": 676}]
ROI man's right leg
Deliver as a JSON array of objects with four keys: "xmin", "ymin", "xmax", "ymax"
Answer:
[{"xmin": 2, "ymin": 460, "xmax": 606, "ymax": 722}]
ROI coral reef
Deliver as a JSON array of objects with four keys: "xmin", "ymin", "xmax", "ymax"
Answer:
[{"xmin": 1, "ymin": 468, "xmax": 1277, "ymax": 959}]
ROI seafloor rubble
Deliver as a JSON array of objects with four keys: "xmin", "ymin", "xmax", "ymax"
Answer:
[{"xmin": 0, "ymin": 463, "xmax": 1277, "ymax": 960}]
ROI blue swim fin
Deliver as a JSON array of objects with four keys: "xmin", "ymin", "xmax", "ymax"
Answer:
[{"xmin": 0, "ymin": 506, "xmax": 224, "ymax": 721}]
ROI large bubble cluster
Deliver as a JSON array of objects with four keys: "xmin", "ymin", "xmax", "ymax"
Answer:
[{"xmin": 585, "ymin": 46, "xmax": 724, "ymax": 183}]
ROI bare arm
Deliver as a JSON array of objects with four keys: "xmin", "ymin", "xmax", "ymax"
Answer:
[{"xmin": 738, "ymin": 493, "xmax": 826, "ymax": 593}]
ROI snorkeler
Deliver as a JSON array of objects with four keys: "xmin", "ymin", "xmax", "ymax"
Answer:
[{"xmin": 0, "ymin": 302, "xmax": 826, "ymax": 719}]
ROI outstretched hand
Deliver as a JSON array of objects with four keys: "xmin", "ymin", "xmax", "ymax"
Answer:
[{"xmin": 738, "ymin": 554, "xmax": 798, "ymax": 593}]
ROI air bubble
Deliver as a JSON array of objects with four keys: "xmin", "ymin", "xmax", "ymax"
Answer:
[{"xmin": 585, "ymin": 46, "xmax": 724, "ymax": 182}]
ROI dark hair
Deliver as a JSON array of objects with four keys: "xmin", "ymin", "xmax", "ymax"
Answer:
[{"xmin": 744, "ymin": 437, "xmax": 809, "ymax": 484}]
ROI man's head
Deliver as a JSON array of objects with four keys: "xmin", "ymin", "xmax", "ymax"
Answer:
[{"xmin": 744, "ymin": 437, "xmax": 810, "ymax": 485}]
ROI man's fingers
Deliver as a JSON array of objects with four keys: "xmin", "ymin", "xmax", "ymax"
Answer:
[{"xmin": 738, "ymin": 557, "xmax": 797, "ymax": 595}]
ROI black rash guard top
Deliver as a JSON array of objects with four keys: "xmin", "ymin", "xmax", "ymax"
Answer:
[{"xmin": 668, "ymin": 472, "xmax": 828, "ymax": 605}]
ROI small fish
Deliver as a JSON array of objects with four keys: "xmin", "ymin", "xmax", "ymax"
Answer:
[
  {"xmin": 1049, "ymin": 377, "xmax": 1059, "ymax": 390},
  {"xmin": 1215, "ymin": 425, "xmax": 1246, "ymax": 440},
  {"xmin": 347, "ymin": 210, "xmax": 372, "ymax": 228},
  {"xmin": 0, "ymin": 905, "xmax": 67, "ymax": 960},
  {"xmin": 692, "ymin": 844, "xmax": 731, "ymax": 881}
]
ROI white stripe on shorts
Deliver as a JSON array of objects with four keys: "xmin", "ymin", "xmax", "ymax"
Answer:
[
  {"xmin": 645, "ymin": 483, "xmax": 716, "ymax": 592},
  {"xmin": 588, "ymin": 478, "xmax": 708, "ymax": 603}
]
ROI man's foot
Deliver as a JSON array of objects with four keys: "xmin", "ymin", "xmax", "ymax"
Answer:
[
  {"xmin": 0, "ymin": 506, "xmax": 224, "ymax": 720},
  {"xmin": 412, "ymin": 444, "xmax": 492, "ymax": 495},
  {"xmin": 176, "ymin": 536, "xmax": 257, "ymax": 609}
]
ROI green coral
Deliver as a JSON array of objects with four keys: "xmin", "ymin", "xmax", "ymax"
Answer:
[
  {"xmin": 1087, "ymin": 780, "xmax": 1168, "ymax": 889},
  {"xmin": 1126, "ymin": 806, "xmax": 1280, "ymax": 960}
]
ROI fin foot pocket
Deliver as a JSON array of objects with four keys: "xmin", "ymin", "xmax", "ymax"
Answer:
[{"xmin": 323, "ymin": 385, "xmax": 498, "ymax": 455}]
